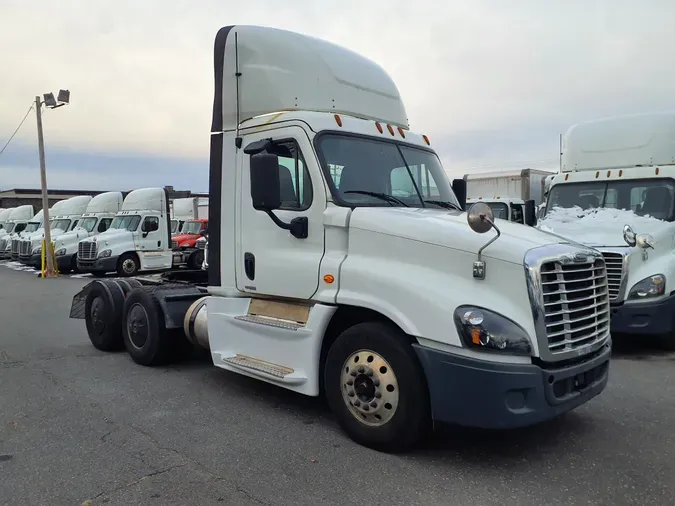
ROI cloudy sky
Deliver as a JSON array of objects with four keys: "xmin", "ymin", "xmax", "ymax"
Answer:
[{"xmin": 1, "ymin": 0, "xmax": 674, "ymax": 193}]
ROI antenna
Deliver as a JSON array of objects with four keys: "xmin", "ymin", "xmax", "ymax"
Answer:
[
  {"xmin": 234, "ymin": 31, "xmax": 242, "ymax": 149},
  {"xmin": 559, "ymin": 133, "xmax": 562, "ymax": 172}
]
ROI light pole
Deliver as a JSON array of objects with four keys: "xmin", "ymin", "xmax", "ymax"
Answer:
[{"xmin": 35, "ymin": 89, "xmax": 70, "ymax": 278}]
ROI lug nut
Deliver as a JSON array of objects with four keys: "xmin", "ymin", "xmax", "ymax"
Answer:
[
  {"xmin": 358, "ymin": 366, "xmax": 365, "ymax": 373},
  {"xmin": 347, "ymin": 390, "xmax": 355, "ymax": 397},
  {"xmin": 366, "ymin": 369, "xmax": 373, "ymax": 377},
  {"xmin": 375, "ymin": 392, "xmax": 381, "ymax": 398},
  {"xmin": 370, "ymin": 402, "xmax": 377, "ymax": 408},
  {"xmin": 354, "ymin": 400, "xmax": 361, "ymax": 407},
  {"xmin": 363, "ymin": 405, "xmax": 369, "ymax": 411},
  {"xmin": 346, "ymin": 379, "xmax": 353, "ymax": 386}
]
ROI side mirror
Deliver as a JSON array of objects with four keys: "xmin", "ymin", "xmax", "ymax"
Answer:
[
  {"xmin": 636, "ymin": 233, "xmax": 654, "ymax": 250},
  {"xmin": 623, "ymin": 224, "xmax": 636, "ymax": 247},
  {"xmin": 250, "ymin": 153, "xmax": 282, "ymax": 211},
  {"xmin": 524, "ymin": 200, "xmax": 537, "ymax": 226},
  {"xmin": 467, "ymin": 202, "xmax": 494, "ymax": 234},
  {"xmin": 452, "ymin": 179, "xmax": 467, "ymax": 210}
]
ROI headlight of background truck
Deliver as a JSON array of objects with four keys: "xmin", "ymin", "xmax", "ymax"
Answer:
[
  {"xmin": 453, "ymin": 305, "xmax": 533, "ymax": 356},
  {"xmin": 55, "ymin": 248, "xmax": 66, "ymax": 256},
  {"xmin": 627, "ymin": 274, "xmax": 665, "ymax": 300},
  {"xmin": 98, "ymin": 249, "xmax": 112, "ymax": 258}
]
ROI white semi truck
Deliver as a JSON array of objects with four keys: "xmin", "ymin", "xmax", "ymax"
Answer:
[
  {"xmin": 0, "ymin": 205, "xmax": 35, "ymax": 259},
  {"xmin": 464, "ymin": 169, "xmax": 554, "ymax": 225},
  {"xmin": 0, "ymin": 208, "xmax": 16, "ymax": 236},
  {"xmin": 70, "ymin": 25, "xmax": 611, "ymax": 452},
  {"xmin": 76, "ymin": 188, "xmax": 173, "ymax": 277},
  {"xmin": 18, "ymin": 195, "xmax": 92, "ymax": 268},
  {"xmin": 10, "ymin": 209, "xmax": 45, "ymax": 260},
  {"xmin": 53, "ymin": 192, "xmax": 124, "ymax": 274},
  {"xmin": 539, "ymin": 111, "xmax": 675, "ymax": 349}
]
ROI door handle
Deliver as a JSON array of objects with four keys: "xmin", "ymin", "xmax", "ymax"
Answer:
[{"xmin": 244, "ymin": 252, "xmax": 255, "ymax": 280}]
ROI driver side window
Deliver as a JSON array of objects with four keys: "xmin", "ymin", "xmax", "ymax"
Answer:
[
  {"xmin": 142, "ymin": 216, "xmax": 159, "ymax": 232},
  {"xmin": 276, "ymin": 141, "xmax": 313, "ymax": 211},
  {"xmin": 98, "ymin": 218, "xmax": 112, "ymax": 233}
]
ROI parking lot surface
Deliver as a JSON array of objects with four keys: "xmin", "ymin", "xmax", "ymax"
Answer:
[{"xmin": 1, "ymin": 263, "xmax": 674, "ymax": 505}]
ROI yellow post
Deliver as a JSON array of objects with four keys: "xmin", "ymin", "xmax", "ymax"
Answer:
[{"xmin": 40, "ymin": 239, "xmax": 59, "ymax": 278}]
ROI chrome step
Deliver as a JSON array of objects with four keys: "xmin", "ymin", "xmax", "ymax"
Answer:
[
  {"xmin": 234, "ymin": 314, "xmax": 304, "ymax": 330},
  {"xmin": 222, "ymin": 354, "xmax": 294, "ymax": 378}
]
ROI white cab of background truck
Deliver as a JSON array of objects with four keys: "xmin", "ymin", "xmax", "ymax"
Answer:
[
  {"xmin": 0, "ymin": 205, "xmax": 34, "ymax": 259},
  {"xmin": 539, "ymin": 111, "xmax": 675, "ymax": 348},
  {"xmin": 10, "ymin": 209, "xmax": 44, "ymax": 260},
  {"xmin": 77, "ymin": 188, "xmax": 172, "ymax": 277},
  {"xmin": 18, "ymin": 195, "xmax": 92, "ymax": 268},
  {"xmin": 73, "ymin": 25, "xmax": 612, "ymax": 453},
  {"xmin": 0, "ymin": 208, "xmax": 16, "ymax": 237},
  {"xmin": 464, "ymin": 169, "xmax": 553, "ymax": 225},
  {"xmin": 53, "ymin": 191, "xmax": 124, "ymax": 274}
]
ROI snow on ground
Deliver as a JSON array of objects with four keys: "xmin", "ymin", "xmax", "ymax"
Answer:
[{"xmin": 538, "ymin": 206, "xmax": 671, "ymax": 246}]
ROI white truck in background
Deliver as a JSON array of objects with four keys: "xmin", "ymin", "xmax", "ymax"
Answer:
[
  {"xmin": 10, "ymin": 209, "xmax": 44, "ymax": 260},
  {"xmin": 77, "ymin": 188, "xmax": 173, "ymax": 277},
  {"xmin": 0, "ymin": 208, "xmax": 16, "ymax": 236},
  {"xmin": 538, "ymin": 111, "xmax": 675, "ymax": 349},
  {"xmin": 171, "ymin": 197, "xmax": 208, "ymax": 236},
  {"xmin": 0, "ymin": 205, "xmax": 35, "ymax": 260},
  {"xmin": 53, "ymin": 192, "xmax": 124, "ymax": 274},
  {"xmin": 70, "ymin": 25, "xmax": 611, "ymax": 453},
  {"xmin": 537, "ymin": 174, "xmax": 557, "ymax": 220},
  {"xmin": 18, "ymin": 195, "xmax": 92, "ymax": 269},
  {"xmin": 464, "ymin": 169, "xmax": 554, "ymax": 225}
]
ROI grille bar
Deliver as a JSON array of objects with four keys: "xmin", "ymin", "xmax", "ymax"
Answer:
[{"xmin": 78, "ymin": 241, "xmax": 97, "ymax": 260}]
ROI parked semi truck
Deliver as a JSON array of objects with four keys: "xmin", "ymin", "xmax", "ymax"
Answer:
[
  {"xmin": 171, "ymin": 197, "xmax": 207, "ymax": 236},
  {"xmin": 10, "ymin": 209, "xmax": 44, "ymax": 260},
  {"xmin": 0, "ymin": 205, "xmax": 34, "ymax": 259},
  {"xmin": 464, "ymin": 169, "xmax": 554, "ymax": 225},
  {"xmin": 77, "ymin": 188, "xmax": 172, "ymax": 277},
  {"xmin": 18, "ymin": 196, "xmax": 92, "ymax": 268},
  {"xmin": 0, "ymin": 208, "xmax": 16, "ymax": 236},
  {"xmin": 70, "ymin": 25, "xmax": 611, "ymax": 453},
  {"xmin": 53, "ymin": 192, "xmax": 124, "ymax": 274},
  {"xmin": 171, "ymin": 197, "xmax": 209, "ymax": 269},
  {"xmin": 539, "ymin": 111, "xmax": 675, "ymax": 349}
]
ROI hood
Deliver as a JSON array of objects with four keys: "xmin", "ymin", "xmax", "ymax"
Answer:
[
  {"xmin": 55, "ymin": 228, "xmax": 90, "ymax": 246},
  {"xmin": 84, "ymin": 228, "xmax": 132, "ymax": 245},
  {"xmin": 538, "ymin": 206, "xmax": 671, "ymax": 247},
  {"xmin": 349, "ymin": 207, "xmax": 566, "ymax": 265},
  {"xmin": 172, "ymin": 233, "xmax": 202, "ymax": 244}
]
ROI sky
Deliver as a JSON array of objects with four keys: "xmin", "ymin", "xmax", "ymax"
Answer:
[{"xmin": 1, "ymin": 0, "xmax": 674, "ymax": 193}]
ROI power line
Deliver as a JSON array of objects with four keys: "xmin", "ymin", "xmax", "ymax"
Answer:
[{"xmin": 0, "ymin": 104, "xmax": 34, "ymax": 158}]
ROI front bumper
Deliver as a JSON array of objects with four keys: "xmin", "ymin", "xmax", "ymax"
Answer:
[
  {"xmin": 610, "ymin": 293, "xmax": 675, "ymax": 335},
  {"xmin": 18, "ymin": 253, "xmax": 42, "ymax": 269},
  {"xmin": 77, "ymin": 255, "xmax": 119, "ymax": 274},
  {"xmin": 56, "ymin": 253, "xmax": 76, "ymax": 272},
  {"xmin": 0, "ymin": 250, "xmax": 11, "ymax": 260},
  {"xmin": 413, "ymin": 341, "xmax": 611, "ymax": 429}
]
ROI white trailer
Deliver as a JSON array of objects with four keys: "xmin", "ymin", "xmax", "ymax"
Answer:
[
  {"xmin": 70, "ymin": 25, "xmax": 611, "ymax": 453},
  {"xmin": 464, "ymin": 169, "xmax": 554, "ymax": 225},
  {"xmin": 539, "ymin": 111, "xmax": 675, "ymax": 349},
  {"xmin": 171, "ymin": 197, "xmax": 208, "ymax": 235}
]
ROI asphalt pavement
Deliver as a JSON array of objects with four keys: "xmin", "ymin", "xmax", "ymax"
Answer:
[{"xmin": 1, "ymin": 263, "xmax": 674, "ymax": 505}]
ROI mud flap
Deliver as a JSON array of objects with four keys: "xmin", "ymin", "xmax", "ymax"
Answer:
[{"xmin": 69, "ymin": 283, "xmax": 95, "ymax": 319}]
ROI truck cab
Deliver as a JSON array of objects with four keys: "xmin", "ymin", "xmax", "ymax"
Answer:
[
  {"xmin": 170, "ymin": 197, "xmax": 209, "ymax": 269},
  {"xmin": 53, "ymin": 192, "xmax": 124, "ymax": 274},
  {"xmin": 465, "ymin": 196, "xmax": 530, "ymax": 224},
  {"xmin": 18, "ymin": 196, "xmax": 92, "ymax": 268},
  {"xmin": 0, "ymin": 205, "xmax": 34, "ymax": 260},
  {"xmin": 538, "ymin": 111, "xmax": 675, "ymax": 348},
  {"xmin": 77, "ymin": 188, "xmax": 172, "ymax": 277},
  {"xmin": 10, "ymin": 209, "xmax": 44, "ymax": 260},
  {"xmin": 72, "ymin": 25, "xmax": 611, "ymax": 453},
  {"xmin": 0, "ymin": 208, "xmax": 16, "ymax": 237}
]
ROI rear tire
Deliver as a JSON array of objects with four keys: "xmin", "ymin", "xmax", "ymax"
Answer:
[
  {"xmin": 187, "ymin": 250, "xmax": 204, "ymax": 270},
  {"xmin": 122, "ymin": 288, "xmax": 183, "ymax": 366},
  {"xmin": 324, "ymin": 321, "xmax": 431, "ymax": 453},
  {"xmin": 84, "ymin": 280, "xmax": 126, "ymax": 351}
]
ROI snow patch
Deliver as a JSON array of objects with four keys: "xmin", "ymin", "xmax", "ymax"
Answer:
[{"xmin": 538, "ymin": 206, "xmax": 671, "ymax": 246}]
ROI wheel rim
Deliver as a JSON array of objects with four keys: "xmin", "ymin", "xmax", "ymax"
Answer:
[
  {"xmin": 90, "ymin": 297, "xmax": 106, "ymax": 335},
  {"xmin": 340, "ymin": 349, "xmax": 399, "ymax": 427},
  {"xmin": 126, "ymin": 302, "xmax": 149, "ymax": 349},
  {"xmin": 122, "ymin": 258, "xmax": 136, "ymax": 274}
]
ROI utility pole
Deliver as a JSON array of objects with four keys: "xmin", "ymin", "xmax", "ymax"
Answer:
[{"xmin": 35, "ymin": 95, "xmax": 56, "ymax": 277}]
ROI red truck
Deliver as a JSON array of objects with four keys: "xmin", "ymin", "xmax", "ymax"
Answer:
[{"xmin": 171, "ymin": 218, "xmax": 208, "ymax": 269}]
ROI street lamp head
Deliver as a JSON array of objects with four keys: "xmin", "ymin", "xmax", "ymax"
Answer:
[
  {"xmin": 43, "ymin": 93, "xmax": 57, "ymax": 108},
  {"xmin": 57, "ymin": 89, "xmax": 70, "ymax": 104}
]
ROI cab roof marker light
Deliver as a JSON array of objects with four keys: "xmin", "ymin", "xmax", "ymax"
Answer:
[
  {"xmin": 422, "ymin": 135, "xmax": 430, "ymax": 145},
  {"xmin": 397, "ymin": 127, "xmax": 406, "ymax": 138},
  {"xmin": 375, "ymin": 122, "xmax": 383, "ymax": 133},
  {"xmin": 334, "ymin": 114, "xmax": 342, "ymax": 127},
  {"xmin": 387, "ymin": 124, "xmax": 395, "ymax": 136}
]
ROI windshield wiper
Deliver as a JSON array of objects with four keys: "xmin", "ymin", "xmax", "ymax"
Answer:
[
  {"xmin": 423, "ymin": 200, "xmax": 462, "ymax": 211},
  {"xmin": 344, "ymin": 191, "xmax": 409, "ymax": 207}
]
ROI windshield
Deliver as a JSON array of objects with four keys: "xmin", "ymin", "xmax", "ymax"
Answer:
[
  {"xmin": 545, "ymin": 178, "xmax": 675, "ymax": 221},
  {"xmin": 181, "ymin": 221, "xmax": 203, "ymax": 235},
  {"xmin": 110, "ymin": 215, "xmax": 141, "ymax": 232},
  {"xmin": 51, "ymin": 219, "xmax": 71, "ymax": 231},
  {"xmin": 317, "ymin": 134, "xmax": 459, "ymax": 208},
  {"xmin": 78, "ymin": 217, "xmax": 98, "ymax": 233},
  {"xmin": 3, "ymin": 223, "xmax": 15, "ymax": 233},
  {"xmin": 24, "ymin": 222, "xmax": 40, "ymax": 233}
]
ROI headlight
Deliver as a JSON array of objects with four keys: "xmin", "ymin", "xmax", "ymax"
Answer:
[
  {"xmin": 98, "ymin": 249, "xmax": 112, "ymax": 258},
  {"xmin": 55, "ymin": 248, "xmax": 66, "ymax": 256},
  {"xmin": 32, "ymin": 246, "xmax": 41, "ymax": 254},
  {"xmin": 627, "ymin": 274, "xmax": 666, "ymax": 300},
  {"xmin": 453, "ymin": 305, "xmax": 532, "ymax": 356}
]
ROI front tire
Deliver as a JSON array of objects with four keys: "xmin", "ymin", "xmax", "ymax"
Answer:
[
  {"xmin": 117, "ymin": 253, "xmax": 139, "ymax": 277},
  {"xmin": 324, "ymin": 321, "xmax": 431, "ymax": 453}
]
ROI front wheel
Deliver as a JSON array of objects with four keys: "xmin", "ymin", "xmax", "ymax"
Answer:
[
  {"xmin": 117, "ymin": 253, "xmax": 139, "ymax": 277},
  {"xmin": 324, "ymin": 321, "xmax": 431, "ymax": 453}
]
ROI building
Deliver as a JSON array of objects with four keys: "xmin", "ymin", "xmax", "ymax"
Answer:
[{"xmin": 0, "ymin": 186, "xmax": 208, "ymax": 211}]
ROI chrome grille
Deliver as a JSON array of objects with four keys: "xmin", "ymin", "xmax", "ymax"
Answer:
[
  {"xmin": 600, "ymin": 252, "xmax": 624, "ymax": 300},
  {"xmin": 11, "ymin": 239, "xmax": 20, "ymax": 254},
  {"xmin": 196, "ymin": 240, "xmax": 205, "ymax": 250},
  {"xmin": 19, "ymin": 239, "xmax": 32, "ymax": 255},
  {"xmin": 541, "ymin": 257, "xmax": 610, "ymax": 355},
  {"xmin": 171, "ymin": 240, "xmax": 178, "ymax": 249},
  {"xmin": 78, "ymin": 241, "xmax": 97, "ymax": 260}
]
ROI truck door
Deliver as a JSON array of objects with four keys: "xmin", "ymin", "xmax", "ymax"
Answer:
[
  {"xmin": 138, "ymin": 215, "xmax": 169, "ymax": 269},
  {"xmin": 236, "ymin": 127, "xmax": 326, "ymax": 299}
]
